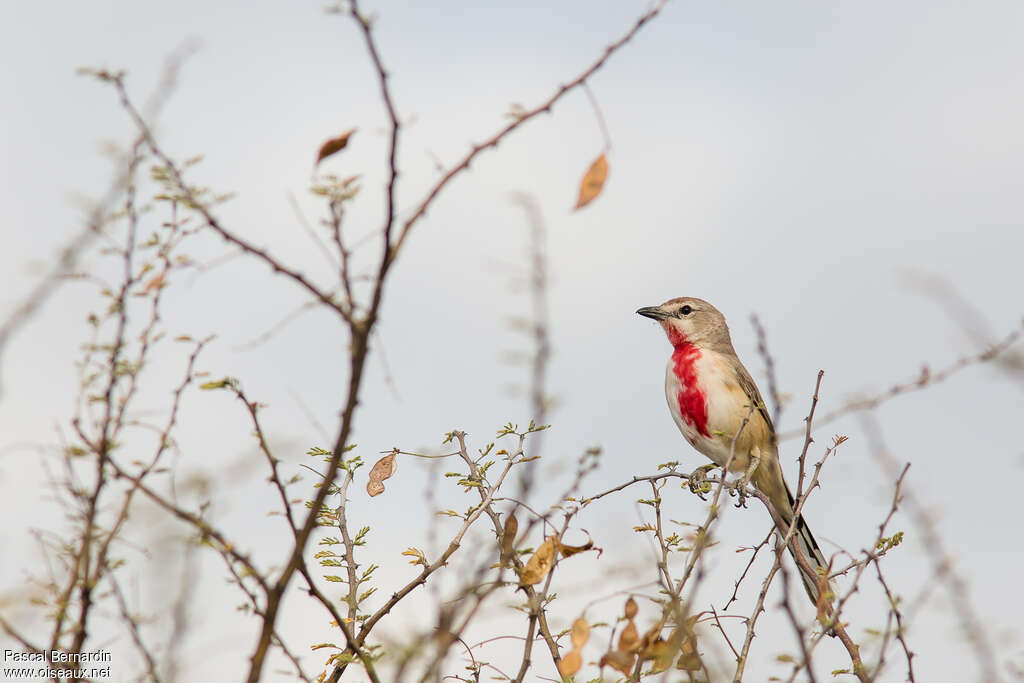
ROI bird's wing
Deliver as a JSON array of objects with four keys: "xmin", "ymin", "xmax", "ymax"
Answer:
[{"xmin": 733, "ymin": 362, "xmax": 776, "ymax": 437}]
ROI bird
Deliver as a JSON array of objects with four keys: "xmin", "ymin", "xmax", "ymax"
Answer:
[{"xmin": 636, "ymin": 296, "xmax": 834, "ymax": 605}]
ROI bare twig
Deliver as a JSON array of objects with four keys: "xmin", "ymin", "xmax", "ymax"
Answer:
[
  {"xmin": 389, "ymin": 0, "xmax": 668, "ymax": 263},
  {"xmin": 873, "ymin": 562, "xmax": 915, "ymax": 683},
  {"xmin": 723, "ymin": 529, "xmax": 774, "ymax": 610}
]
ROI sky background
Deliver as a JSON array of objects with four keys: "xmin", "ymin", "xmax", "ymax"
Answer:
[{"xmin": 2, "ymin": 1, "xmax": 1023, "ymax": 681}]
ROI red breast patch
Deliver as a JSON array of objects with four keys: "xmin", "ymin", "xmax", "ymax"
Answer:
[{"xmin": 671, "ymin": 341, "xmax": 711, "ymax": 438}]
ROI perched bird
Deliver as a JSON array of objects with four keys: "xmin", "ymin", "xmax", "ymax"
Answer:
[{"xmin": 637, "ymin": 296, "xmax": 833, "ymax": 604}]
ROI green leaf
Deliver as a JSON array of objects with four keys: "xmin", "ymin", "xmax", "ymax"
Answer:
[{"xmin": 199, "ymin": 377, "xmax": 237, "ymax": 390}]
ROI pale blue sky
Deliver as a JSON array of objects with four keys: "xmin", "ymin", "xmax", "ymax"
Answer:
[{"xmin": 2, "ymin": 1, "xmax": 1023, "ymax": 681}]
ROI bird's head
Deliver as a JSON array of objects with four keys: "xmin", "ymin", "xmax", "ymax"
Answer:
[{"xmin": 636, "ymin": 297, "xmax": 733, "ymax": 351}]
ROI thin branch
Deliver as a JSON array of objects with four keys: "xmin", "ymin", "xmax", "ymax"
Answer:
[
  {"xmin": 723, "ymin": 529, "xmax": 774, "ymax": 610},
  {"xmin": 388, "ymin": 0, "xmax": 668, "ymax": 263},
  {"xmin": 108, "ymin": 77, "xmax": 353, "ymax": 328},
  {"xmin": 873, "ymin": 562, "xmax": 915, "ymax": 683},
  {"xmin": 109, "ymin": 574, "xmax": 162, "ymax": 683}
]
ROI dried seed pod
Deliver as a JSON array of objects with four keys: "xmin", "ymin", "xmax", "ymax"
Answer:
[
  {"xmin": 519, "ymin": 536, "xmax": 556, "ymax": 585},
  {"xmin": 617, "ymin": 620, "xmax": 639, "ymax": 653},
  {"xmin": 500, "ymin": 512, "xmax": 518, "ymax": 564},
  {"xmin": 366, "ymin": 453, "xmax": 397, "ymax": 497},
  {"xmin": 570, "ymin": 617, "xmax": 590, "ymax": 650},
  {"xmin": 557, "ymin": 650, "xmax": 582, "ymax": 677}
]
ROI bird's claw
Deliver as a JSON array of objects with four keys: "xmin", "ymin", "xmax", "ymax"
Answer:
[
  {"xmin": 686, "ymin": 464, "xmax": 718, "ymax": 500},
  {"xmin": 727, "ymin": 474, "xmax": 753, "ymax": 508}
]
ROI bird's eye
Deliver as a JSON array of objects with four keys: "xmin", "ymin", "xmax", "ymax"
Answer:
[{"xmin": 679, "ymin": 305, "xmax": 693, "ymax": 316}]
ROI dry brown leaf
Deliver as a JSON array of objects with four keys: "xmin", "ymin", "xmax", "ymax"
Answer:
[
  {"xmin": 519, "ymin": 536, "xmax": 557, "ymax": 585},
  {"xmin": 366, "ymin": 453, "xmax": 397, "ymax": 497},
  {"xmin": 570, "ymin": 617, "xmax": 590, "ymax": 650},
  {"xmin": 557, "ymin": 649, "xmax": 582, "ymax": 678},
  {"xmin": 624, "ymin": 596, "xmax": 638, "ymax": 620},
  {"xmin": 500, "ymin": 512, "xmax": 519, "ymax": 564},
  {"xmin": 599, "ymin": 649, "xmax": 635, "ymax": 677},
  {"xmin": 573, "ymin": 153, "xmax": 609, "ymax": 210},
  {"xmin": 315, "ymin": 129, "xmax": 356, "ymax": 166},
  {"xmin": 617, "ymin": 620, "xmax": 639, "ymax": 653}
]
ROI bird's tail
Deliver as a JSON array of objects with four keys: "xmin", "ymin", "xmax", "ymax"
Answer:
[{"xmin": 781, "ymin": 483, "xmax": 836, "ymax": 607}]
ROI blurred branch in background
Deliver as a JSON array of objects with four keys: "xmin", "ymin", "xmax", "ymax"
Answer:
[
  {"xmin": 0, "ymin": 42, "xmax": 197, "ymax": 395},
  {"xmin": 778, "ymin": 319, "xmax": 1024, "ymax": 442},
  {"xmin": 899, "ymin": 268, "xmax": 1024, "ymax": 381}
]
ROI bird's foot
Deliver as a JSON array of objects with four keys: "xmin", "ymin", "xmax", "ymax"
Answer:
[
  {"xmin": 728, "ymin": 447, "xmax": 761, "ymax": 508},
  {"xmin": 686, "ymin": 463, "xmax": 718, "ymax": 500},
  {"xmin": 726, "ymin": 476, "xmax": 752, "ymax": 507}
]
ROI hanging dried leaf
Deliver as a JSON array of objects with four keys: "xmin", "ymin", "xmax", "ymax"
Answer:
[
  {"xmin": 366, "ymin": 453, "xmax": 397, "ymax": 497},
  {"xmin": 500, "ymin": 512, "xmax": 519, "ymax": 564},
  {"xmin": 570, "ymin": 617, "xmax": 590, "ymax": 650},
  {"xmin": 599, "ymin": 649, "xmax": 635, "ymax": 677},
  {"xmin": 573, "ymin": 153, "xmax": 609, "ymax": 210},
  {"xmin": 316, "ymin": 129, "xmax": 356, "ymax": 166},
  {"xmin": 624, "ymin": 596, "xmax": 638, "ymax": 620},
  {"xmin": 617, "ymin": 620, "xmax": 639, "ymax": 653},
  {"xmin": 557, "ymin": 649, "xmax": 582, "ymax": 678},
  {"xmin": 519, "ymin": 536, "xmax": 557, "ymax": 585}
]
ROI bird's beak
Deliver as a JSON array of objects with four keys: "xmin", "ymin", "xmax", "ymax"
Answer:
[{"xmin": 636, "ymin": 306, "xmax": 669, "ymax": 321}]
